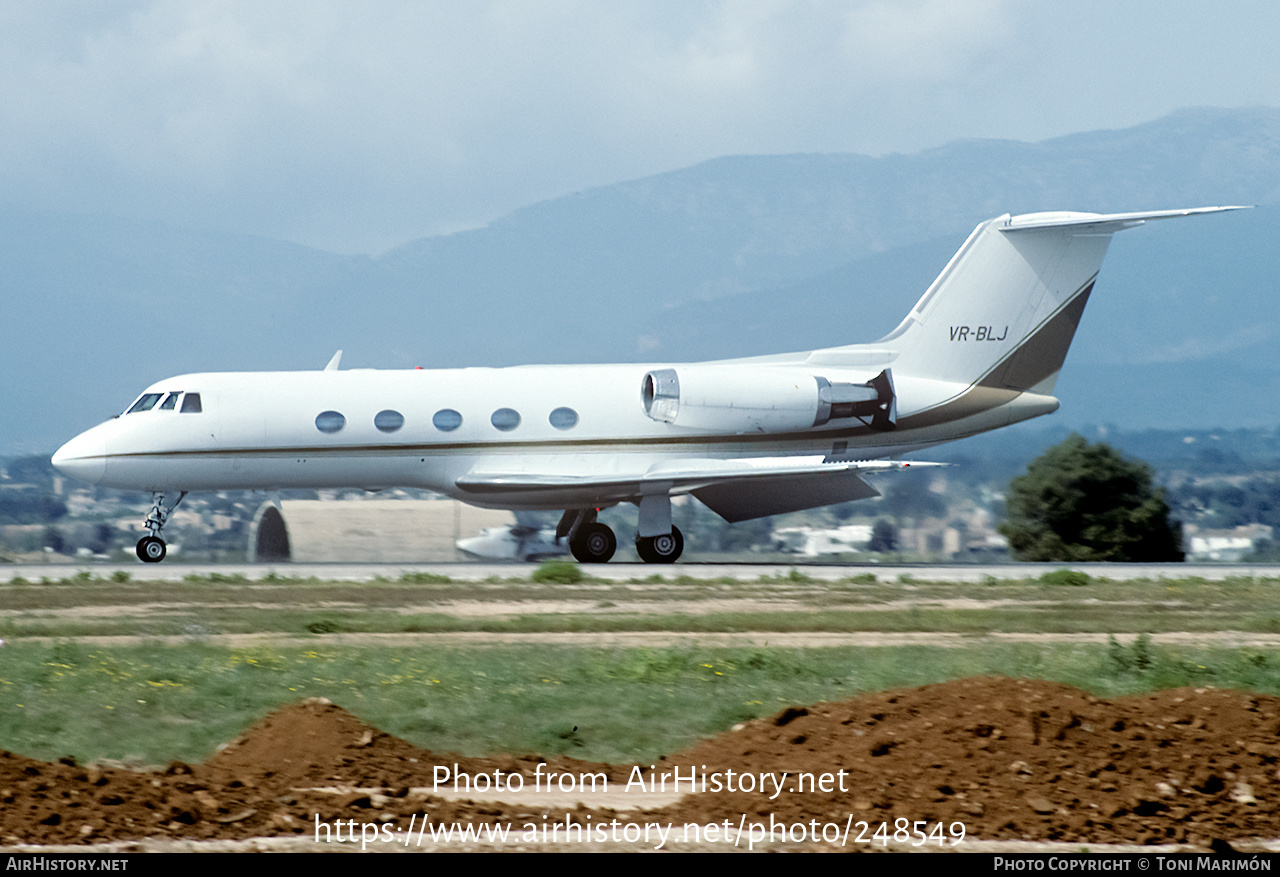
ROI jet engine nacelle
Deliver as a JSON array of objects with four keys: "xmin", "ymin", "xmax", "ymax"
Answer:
[{"xmin": 641, "ymin": 366, "xmax": 895, "ymax": 433}]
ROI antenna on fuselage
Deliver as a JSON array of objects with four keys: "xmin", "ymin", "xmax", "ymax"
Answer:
[{"xmin": 324, "ymin": 350, "xmax": 343, "ymax": 372}]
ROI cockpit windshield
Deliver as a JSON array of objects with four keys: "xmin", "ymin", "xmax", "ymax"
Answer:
[
  {"xmin": 124, "ymin": 391, "xmax": 203, "ymax": 415},
  {"xmin": 126, "ymin": 393, "xmax": 164, "ymax": 414}
]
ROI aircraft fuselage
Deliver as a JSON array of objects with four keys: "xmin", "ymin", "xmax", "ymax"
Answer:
[{"xmin": 54, "ymin": 362, "xmax": 1023, "ymax": 508}]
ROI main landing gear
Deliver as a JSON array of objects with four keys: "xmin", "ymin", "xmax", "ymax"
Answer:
[
  {"xmin": 558, "ymin": 509, "xmax": 618, "ymax": 563},
  {"xmin": 636, "ymin": 527, "xmax": 683, "ymax": 564},
  {"xmin": 557, "ymin": 500, "xmax": 684, "ymax": 564},
  {"xmin": 136, "ymin": 491, "xmax": 186, "ymax": 563},
  {"xmin": 572, "ymin": 522, "xmax": 617, "ymax": 563}
]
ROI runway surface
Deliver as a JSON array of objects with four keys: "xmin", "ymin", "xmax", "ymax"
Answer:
[{"xmin": 3, "ymin": 560, "xmax": 1278, "ymax": 582}]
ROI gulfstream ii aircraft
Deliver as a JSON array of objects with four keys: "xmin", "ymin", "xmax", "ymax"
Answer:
[{"xmin": 52, "ymin": 206, "xmax": 1243, "ymax": 564}]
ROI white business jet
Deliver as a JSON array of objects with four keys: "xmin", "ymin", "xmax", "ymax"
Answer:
[{"xmin": 52, "ymin": 206, "xmax": 1243, "ymax": 564}]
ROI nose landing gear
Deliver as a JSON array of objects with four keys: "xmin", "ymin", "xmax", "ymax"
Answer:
[{"xmin": 135, "ymin": 491, "xmax": 186, "ymax": 563}]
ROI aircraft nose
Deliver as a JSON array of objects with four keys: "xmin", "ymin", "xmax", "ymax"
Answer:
[{"xmin": 52, "ymin": 430, "xmax": 107, "ymax": 485}]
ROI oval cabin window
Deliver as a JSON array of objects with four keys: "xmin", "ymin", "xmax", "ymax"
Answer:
[
  {"xmin": 374, "ymin": 410, "xmax": 404, "ymax": 432},
  {"xmin": 433, "ymin": 409, "xmax": 463, "ymax": 432},
  {"xmin": 491, "ymin": 408, "xmax": 521, "ymax": 431},
  {"xmin": 549, "ymin": 407, "xmax": 579, "ymax": 430},
  {"xmin": 315, "ymin": 411, "xmax": 346, "ymax": 433}
]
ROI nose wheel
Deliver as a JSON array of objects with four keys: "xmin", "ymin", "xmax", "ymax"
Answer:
[
  {"xmin": 137, "ymin": 535, "xmax": 167, "ymax": 563},
  {"xmin": 636, "ymin": 526, "xmax": 683, "ymax": 563},
  {"xmin": 136, "ymin": 491, "xmax": 186, "ymax": 563}
]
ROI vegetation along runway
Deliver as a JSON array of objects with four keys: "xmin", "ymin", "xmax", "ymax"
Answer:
[{"xmin": 5, "ymin": 561, "xmax": 1280, "ymax": 851}]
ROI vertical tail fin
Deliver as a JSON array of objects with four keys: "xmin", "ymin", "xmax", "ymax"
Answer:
[{"xmin": 881, "ymin": 207, "xmax": 1247, "ymax": 394}]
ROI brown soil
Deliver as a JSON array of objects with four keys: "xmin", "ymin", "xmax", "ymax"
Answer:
[{"xmin": 4, "ymin": 677, "xmax": 1279, "ymax": 849}]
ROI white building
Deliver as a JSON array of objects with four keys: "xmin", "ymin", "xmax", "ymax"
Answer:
[
  {"xmin": 1185, "ymin": 523, "xmax": 1273, "ymax": 562},
  {"xmin": 248, "ymin": 498, "xmax": 514, "ymax": 562},
  {"xmin": 773, "ymin": 524, "xmax": 873, "ymax": 557}
]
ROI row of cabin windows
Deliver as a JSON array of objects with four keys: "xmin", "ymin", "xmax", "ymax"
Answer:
[
  {"xmin": 126, "ymin": 392, "xmax": 202, "ymax": 414},
  {"xmin": 315, "ymin": 407, "xmax": 579, "ymax": 435}
]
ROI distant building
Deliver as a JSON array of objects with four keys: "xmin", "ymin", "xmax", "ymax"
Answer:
[
  {"xmin": 773, "ymin": 524, "xmax": 872, "ymax": 556},
  {"xmin": 1184, "ymin": 523, "xmax": 1273, "ymax": 562},
  {"xmin": 248, "ymin": 499, "xmax": 514, "ymax": 562}
]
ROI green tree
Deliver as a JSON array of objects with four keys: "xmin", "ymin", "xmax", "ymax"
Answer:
[
  {"xmin": 867, "ymin": 519, "xmax": 899, "ymax": 553},
  {"xmin": 999, "ymin": 434, "xmax": 1184, "ymax": 562}
]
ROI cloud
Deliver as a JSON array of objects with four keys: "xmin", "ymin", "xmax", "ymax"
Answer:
[
  {"xmin": 1130, "ymin": 323, "xmax": 1276, "ymax": 365},
  {"xmin": 0, "ymin": 1, "xmax": 1276, "ymax": 253}
]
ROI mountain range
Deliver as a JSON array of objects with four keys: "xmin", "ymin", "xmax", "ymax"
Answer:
[{"xmin": 6, "ymin": 105, "xmax": 1280, "ymax": 456}]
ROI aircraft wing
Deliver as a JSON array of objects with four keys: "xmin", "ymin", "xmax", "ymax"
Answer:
[{"xmin": 455, "ymin": 457, "xmax": 941, "ymax": 521}]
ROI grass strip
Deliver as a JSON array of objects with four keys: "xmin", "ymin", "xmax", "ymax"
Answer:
[{"xmin": 3, "ymin": 639, "xmax": 1278, "ymax": 766}]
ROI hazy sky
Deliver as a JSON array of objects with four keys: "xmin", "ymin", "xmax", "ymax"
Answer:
[{"xmin": 2, "ymin": 1, "xmax": 1277, "ymax": 254}]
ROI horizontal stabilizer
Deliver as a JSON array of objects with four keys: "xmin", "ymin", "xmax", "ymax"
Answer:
[{"xmin": 1001, "ymin": 206, "xmax": 1250, "ymax": 233}]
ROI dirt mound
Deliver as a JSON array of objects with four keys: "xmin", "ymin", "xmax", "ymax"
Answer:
[
  {"xmin": 0, "ymin": 697, "xmax": 626, "ymax": 846},
  {"xmin": 4, "ymin": 678, "xmax": 1279, "ymax": 848},
  {"xmin": 654, "ymin": 677, "xmax": 1280, "ymax": 846},
  {"xmin": 203, "ymin": 696, "xmax": 631, "ymax": 792},
  {"xmin": 202, "ymin": 697, "xmax": 430, "ymax": 792}
]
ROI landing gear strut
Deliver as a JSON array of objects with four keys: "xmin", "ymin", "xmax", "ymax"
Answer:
[
  {"xmin": 635, "ymin": 490, "xmax": 682, "ymax": 563},
  {"xmin": 136, "ymin": 491, "xmax": 186, "ymax": 563}
]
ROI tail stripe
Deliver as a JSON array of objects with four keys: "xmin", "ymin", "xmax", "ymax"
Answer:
[{"xmin": 981, "ymin": 277, "xmax": 1095, "ymax": 392}]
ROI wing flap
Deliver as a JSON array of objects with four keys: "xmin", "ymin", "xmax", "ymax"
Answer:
[
  {"xmin": 456, "ymin": 456, "xmax": 938, "ymax": 519},
  {"xmin": 456, "ymin": 456, "xmax": 928, "ymax": 492},
  {"xmin": 692, "ymin": 471, "xmax": 880, "ymax": 522}
]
